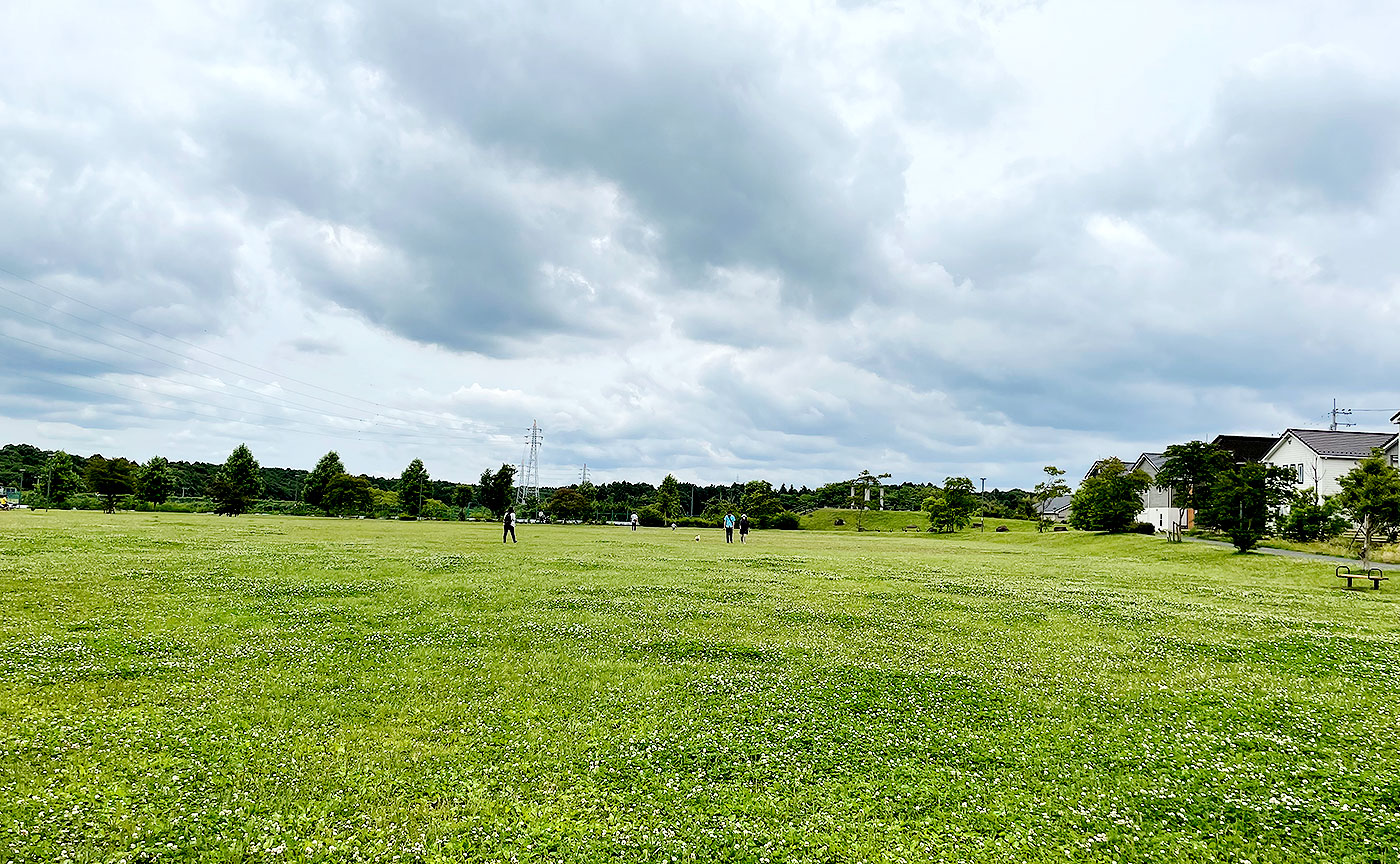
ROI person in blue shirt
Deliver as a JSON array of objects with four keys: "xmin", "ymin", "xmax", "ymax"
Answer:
[{"xmin": 723, "ymin": 512, "xmax": 735, "ymax": 543}]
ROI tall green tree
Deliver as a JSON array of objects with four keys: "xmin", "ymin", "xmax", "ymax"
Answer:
[
  {"xmin": 135, "ymin": 456, "xmax": 173, "ymax": 505},
  {"xmin": 546, "ymin": 486, "xmax": 593, "ymax": 522},
  {"xmin": 1334, "ymin": 450, "xmax": 1400, "ymax": 571},
  {"xmin": 452, "ymin": 484, "xmax": 474, "ymax": 516},
  {"xmin": 304, "ymin": 451, "xmax": 346, "ymax": 512},
  {"xmin": 40, "ymin": 450, "xmax": 83, "ymax": 506},
  {"xmin": 1156, "ymin": 441, "xmax": 1232, "ymax": 541},
  {"xmin": 477, "ymin": 464, "xmax": 517, "ymax": 519},
  {"xmin": 211, "ymin": 444, "xmax": 263, "ymax": 516},
  {"xmin": 739, "ymin": 480, "xmax": 784, "ymax": 525},
  {"xmin": 655, "ymin": 474, "xmax": 684, "ymax": 521},
  {"xmin": 398, "ymin": 458, "xmax": 430, "ymax": 517},
  {"xmin": 1069, "ymin": 459, "xmax": 1150, "ymax": 533},
  {"xmin": 1199, "ymin": 462, "xmax": 1294, "ymax": 552},
  {"xmin": 1031, "ymin": 466, "xmax": 1071, "ymax": 532},
  {"xmin": 323, "ymin": 473, "xmax": 373, "ymax": 516},
  {"xmin": 85, "ymin": 455, "xmax": 135, "ymax": 513},
  {"xmin": 923, "ymin": 476, "xmax": 979, "ymax": 533}
]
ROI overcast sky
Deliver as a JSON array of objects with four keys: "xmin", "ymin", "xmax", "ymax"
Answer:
[{"xmin": 4, "ymin": 0, "xmax": 1400, "ymax": 490}]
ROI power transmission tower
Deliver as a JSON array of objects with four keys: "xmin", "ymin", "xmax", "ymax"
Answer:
[
  {"xmin": 579, "ymin": 463, "xmax": 590, "ymax": 485},
  {"xmin": 517, "ymin": 420, "xmax": 543, "ymax": 508},
  {"xmin": 1330, "ymin": 398, "xmax": 1355, "ymax": 431}
]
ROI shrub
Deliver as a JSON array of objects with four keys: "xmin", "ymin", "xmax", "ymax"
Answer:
[
  {"xmin": 675, "ymin": 516, "xmax": 713, "ymax": 528},
  {"xmin": 637, "ymin": 506, "xmax": 666, "ymax": 527},
  {"xmin": 1133, "ymin": 522, "xmax": 1156, "ymax": 535},
  {"xmin": 766, "ymin": 511, "xmax": 801, "ymax": 530},
  {"xmin": 419, "ymin": 498, "xmax": 454, "ymax": 521},
  {"xmin": 1278, "ymin": 492, "xmax": 1348, "ymax": 542}
]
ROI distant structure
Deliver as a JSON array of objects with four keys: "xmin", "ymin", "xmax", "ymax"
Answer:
[{"xmin": 516, "ymin": 420, "xmax": 543, "ymax": 508}]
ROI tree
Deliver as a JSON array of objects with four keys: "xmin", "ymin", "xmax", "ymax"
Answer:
[
  {"xmin": 1334, "ymin": 450, "xmax": 1400, "ymax": 571},
  {"xmin": 477, "ymin": 464, "xmax": 517, "ymax": 519},
  {"xmin": 398, "ymin": 458, "xmax": 430, "ymax": 518},
  {"xmin": 1277, "ymin": 489, "xmax": 1347, "ymax": 542},
  {"xmin": 1069, "ymin": 459, "xmax": 1150, "ymax": 533},
  {"xmin": 1156, "ymin": 441, "xmax": 1232, "ymax": 542},
  {"xmin": 85, "ymin": 455, "xmax": 135, "ymax": 513},
  {"xmin": 923, "ymin": 477, "xmax": 979, "ymax": 533},
  {"xmin": 1199, "ymin": 462, "xmax": 1294, "ymax": 552},
  {"xmin": 135, "ymin": 456, "xmax": 173, "ymax": 505},
  {"xmin": 304, "ymin": 451, "xmax": 346, "ymax": 512},
  {"xmin": 739, "ymin": 480, "xmax": 784, "ymax": 526},
  {"xmin": 1031, "ymin": 466, "xmax": 1071, "ymax": 532},
  {"xmin": 848, "ymin": 470, "xmax": 891, "ymax": 530},
  {"xmin": 546, "ymin": 486, "xmax": 593, "ymax": 522},
  {"xmin": 453, "ymin": 484, "xmax": 475, "ymax": 511},
  {"xmin": 211, "ymin": 444, "xmax": 263, "ymax": 516},
  {"xmin": 701, "ymin": 496, "xmax": 737, "ymax": 524},
  {"xmin": 655, "ymin": 474, "xmax": 684, "ymax": 521},
  {"xmin": 40, "ymin": 450, "xmax": 83, "ymax": 506},
  {"xmin": 323, "ymin": 473, "xmax": 373, "ymax": 516}
]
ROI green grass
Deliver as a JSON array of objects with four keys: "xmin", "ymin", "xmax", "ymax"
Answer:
[
  {"xmin": 801, "ymin": 508, "xmax": 1040, "ymax": 534},
  {"xmin": 3, "ymin": 510, "xmax": 1400, "ymax": 862},
  {"xmin": 1259, "ymin": 536, "xmax": 1400, "ymax": 564}
]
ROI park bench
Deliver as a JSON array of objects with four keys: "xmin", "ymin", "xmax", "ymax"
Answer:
[{"xmin": 1336, "ymin": 565, "xmax": 1388, "ymax": 590}]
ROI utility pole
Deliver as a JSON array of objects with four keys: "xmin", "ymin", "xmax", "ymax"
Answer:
[
  {"xmin": 980, "ymin": 478, "xmax": 987, "ymax": 531},
  {"xmin": 1330, "ymin": 398, "xmax": 1355, "ymax": 431}
]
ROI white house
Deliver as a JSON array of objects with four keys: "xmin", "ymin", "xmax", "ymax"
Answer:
[
  {"xmin": 1391, "ymin": 412, "xmax": 1400, "ymax": 469},
  {"xmin": 1128, "ymin": 452, "xmax": 1190, "ymax": 534},
  {"xmin": 1262, "ymin": 428, "xmax": 1400, "ymax": 499}
]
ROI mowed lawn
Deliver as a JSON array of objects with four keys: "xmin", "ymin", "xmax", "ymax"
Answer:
[{"xmin": 3, "ymin": 513, "xmax": 1400, "ymax": 863}]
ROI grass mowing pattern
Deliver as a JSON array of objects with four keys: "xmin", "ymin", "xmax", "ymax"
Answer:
[{"xmin": 2, "ymin": 511, "xmax": 1400, "ymax": 862}]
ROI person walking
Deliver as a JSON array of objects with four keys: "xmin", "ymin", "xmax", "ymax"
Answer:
[
  {"xmin": 503, "ymin": 507, "xmax": 517, "ymax": 543},
  {"xmin": 630, "ymin": 512, "xmax": 639, "ymax": 531},
  {"xmin": 723, "ymin": 512, "xmax": 735, "ymax": 543},
  {"xmin": 739, "ymin": 513, "xmax": 750, "ymax": 543}
]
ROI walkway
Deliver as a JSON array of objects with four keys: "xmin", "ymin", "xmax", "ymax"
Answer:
[{"xmin": 1181, "ymin": 536, "xmax": 1400, "ymax": 571}]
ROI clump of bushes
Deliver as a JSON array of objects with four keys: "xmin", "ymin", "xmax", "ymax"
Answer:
[{"xmin": 760, "ymin": 511, "xmax": 801, "ymax": 530}]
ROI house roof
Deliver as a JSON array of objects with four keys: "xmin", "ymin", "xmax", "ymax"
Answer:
[
  {"xmin": 1044, "ymin": 495, "xmax": 1072, "ymax": 513},
  {"xmin": 1392, "ymin": 410, "xmax": 1400, "ymax": 424},
  {"xmin": 1275, "ymin": 428, "xmax": 1399, "ymax": 459},
  {"xmin": 1131, "ymin": 452, "xmax": 1166, "ymax": 473},
  {"xmin": 1084, "ymin": 458, "xmax": 1122, "ymax": 479},
  {"xmin": 1210, "ymin": 434, "xmax": 1278, "ymax": 463}
]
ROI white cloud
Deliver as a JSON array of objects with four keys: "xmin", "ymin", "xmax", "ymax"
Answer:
[{"xmin": 3, "ymin": 1, "xmax": 1399, "ymax": 489}]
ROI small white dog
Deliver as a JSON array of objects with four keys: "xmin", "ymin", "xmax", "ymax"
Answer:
[{"xmin": 694, "ymin": 535, "xmax": 701, "ymax": 541}]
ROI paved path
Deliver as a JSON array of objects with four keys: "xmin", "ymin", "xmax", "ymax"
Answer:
[{"xmin": 1181, "ymin": 536, "xmax": 1400, "ymax": 571}]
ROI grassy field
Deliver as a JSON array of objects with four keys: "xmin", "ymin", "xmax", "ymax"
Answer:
[
  {"xmin": 3, "ymin": 511, "xmax": 1400, "ymax": 863},
  {"xmin": 799, "ymin": 508, "xmax": 1039, "ymax": 533}
]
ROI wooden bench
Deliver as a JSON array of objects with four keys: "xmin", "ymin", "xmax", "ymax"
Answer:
[{"xmin": 1337, "ymin": 565, "xmax": 1389, "ymax": 590}]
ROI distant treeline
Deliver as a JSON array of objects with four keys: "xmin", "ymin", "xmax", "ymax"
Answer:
[{"xmin": 1, "ymin": 442, "xmax": 1034, "ymax": 519}]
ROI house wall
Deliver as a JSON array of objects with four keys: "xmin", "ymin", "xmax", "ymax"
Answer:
[
  {"xmin": 1133, "ymin": 459, "xmax": 1183, "ymax": 533},
  {"xmin": 1264, "ymin": 433, "xmax": 1360, "ymax": 499},
  {"xmin": 1386, "ymin": 438, "xmax": 1399, "ymax": 471}
]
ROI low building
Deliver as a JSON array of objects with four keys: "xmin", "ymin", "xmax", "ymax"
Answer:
[
  {"xmin": 1041, "ymin": 495, "xmax": 1073, "ymax": 523},
  {"xmin": 1210, "ymin": 434, "xmax": 1278, "ymax": 464},
  {"xmin": 1128, "ymin": 452, "xmax": 1190, "ymax": 534},
  {"xmin": 1263, "ymin": 428, "xmax": 1400, "ymax": 499}
]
